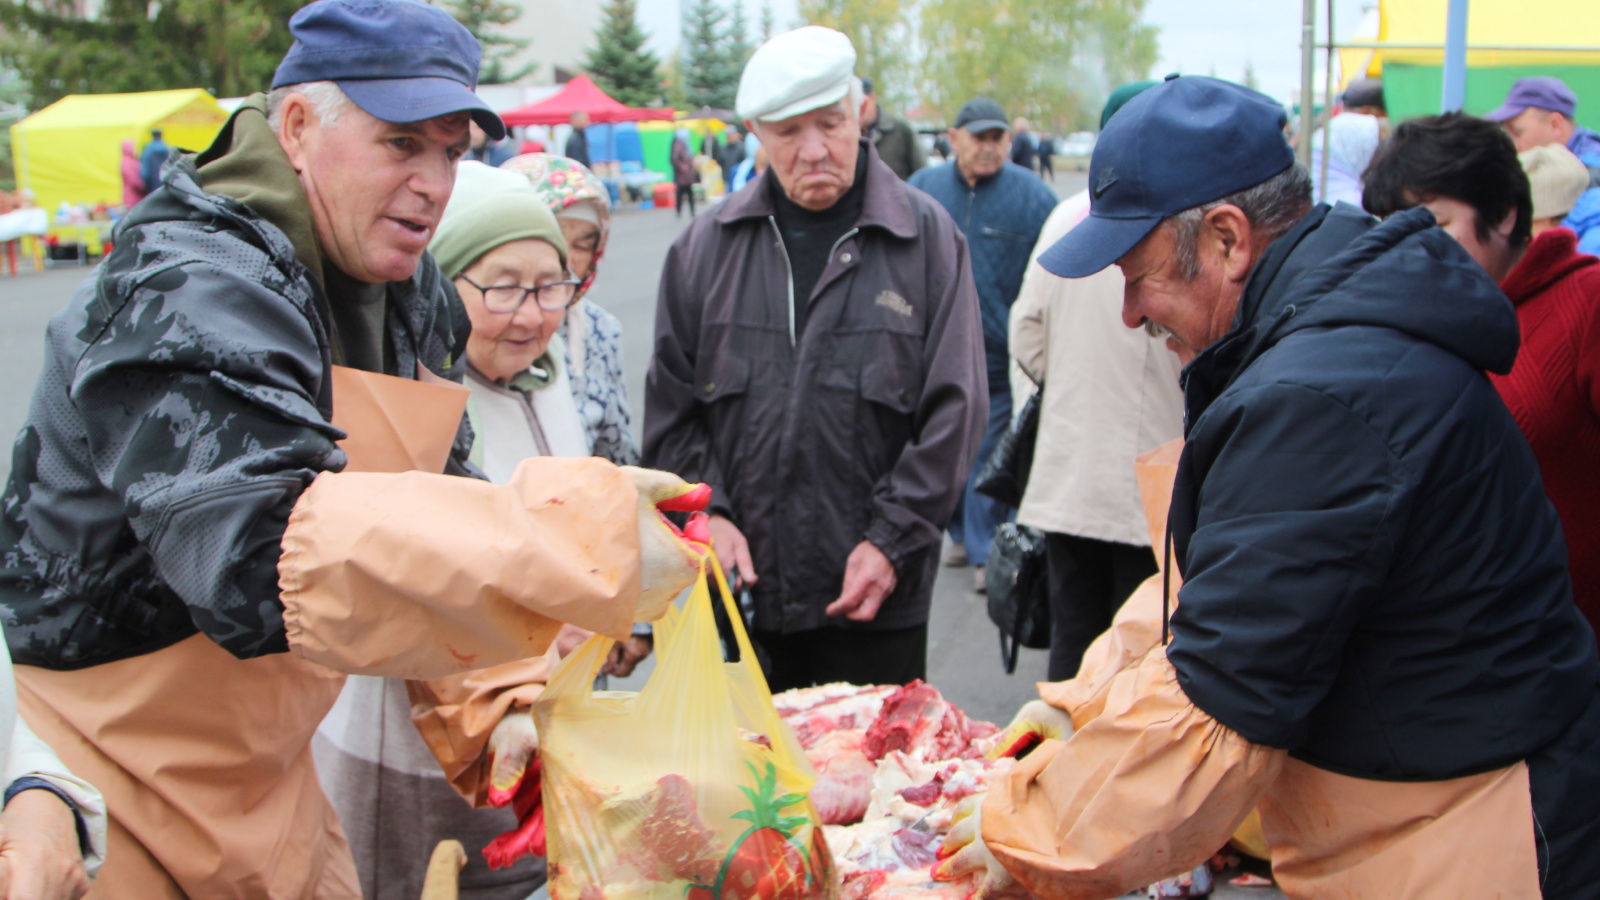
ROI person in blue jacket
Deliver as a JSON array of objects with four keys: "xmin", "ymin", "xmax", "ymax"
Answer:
[
  {"xmin": 909, "ymin": 97, "xmax": 1056, "ymax": 588},
  {"xmin": 939, "ymin": 75, "xmax": 1600, "ymax": 900}
]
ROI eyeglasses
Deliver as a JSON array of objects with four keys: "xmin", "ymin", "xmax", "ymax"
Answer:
[{"xmin": 459, "ymin": 274, "xmax": 584, "ymax": 313}]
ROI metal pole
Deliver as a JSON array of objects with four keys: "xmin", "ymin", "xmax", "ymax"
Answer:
[
  {"xmin": 1298, "ymin": 0, "xmax": 1316, "ymax": 167},
  {"xmin": 1442, "ymin": 0, "xmax": 1470, "ymax": 112},
  {"xmin": 1319, "ymin": 0, "xmax": 1335, "ymax": 202}
]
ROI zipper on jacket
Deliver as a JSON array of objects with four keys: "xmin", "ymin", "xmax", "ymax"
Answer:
[{"xmin": 767, "ymin": 216, "xmax": 798, "ymax": 346}]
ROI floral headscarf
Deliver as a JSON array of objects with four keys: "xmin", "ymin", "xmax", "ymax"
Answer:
[{"xmin": 500, "ymin": 153, "xmax": 612, "ymax": 301}]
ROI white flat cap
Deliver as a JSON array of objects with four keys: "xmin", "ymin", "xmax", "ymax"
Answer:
[{"xmin": 737, "ymin": 26, "xmax": 857, "ymax": 123}]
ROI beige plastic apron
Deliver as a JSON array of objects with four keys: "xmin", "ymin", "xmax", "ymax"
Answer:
[{"xmin": 16, "ymin": 366, "xmax": 467, "ymax": 899}]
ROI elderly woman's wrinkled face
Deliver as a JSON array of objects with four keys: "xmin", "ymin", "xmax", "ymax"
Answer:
[
  {"xmin": 558, "ymin": 217, "xmax": 602, "ymax": 284},
  {"xmin": 278, "ymin": 94, "xmax": 470, "ymax": 284},
  {"xmin": 456, "ymin": 238, "xmax": 568, "ymax": 383}
]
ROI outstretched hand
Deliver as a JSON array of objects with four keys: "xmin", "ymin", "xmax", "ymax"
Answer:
[{"xmin": 933, "ymin": 795, "xmax": 1026, "ymax": 899}]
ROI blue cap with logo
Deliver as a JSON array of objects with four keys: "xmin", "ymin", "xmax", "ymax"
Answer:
[
  {"xmin": 1038, "ymin": 75, "xmax": 1294, "ymax": 279},
  {"xmin": 272, "ymin": 0, "xmax": 506, "ymax": 140}
]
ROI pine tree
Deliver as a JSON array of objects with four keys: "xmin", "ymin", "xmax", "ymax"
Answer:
[
  {"xmin": 436, "ymin": 0, "xmax": 533, "ymax": 84},
  {"xmin": 680, "ymin": 0, "xmax": 739, "ymax": 111},
  {"xmin": 1242, "ymin": 59, "xmax": 1260, "ymax": 91},
  {"xmin": 759, "ymin": 1, "xmax": 775, "ymax": 42},
  {"xmin": 584, "ymin": 0, "xmax": 662, "ymax": 106},
  {"xmin": 727, "ymin": 1, "xmax": 755, "ymax": 69}
]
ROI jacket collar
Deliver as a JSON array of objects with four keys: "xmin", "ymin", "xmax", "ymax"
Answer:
[
  {"xmin": 716, "ymin": 141, "xmax": 918, "ymax": 240},
  {"xmin": 1500, "ymin": 226, "xmax": 1597, "ymax": 305}
]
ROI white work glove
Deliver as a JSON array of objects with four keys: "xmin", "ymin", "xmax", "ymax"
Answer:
[
  {"xmin": 621, "ymin": 467, "xmax": 712, "ymax": 623},
  {"xmin": 988, "ymin": 699, "xmax": 1076, "ymax": 759},
  {"xmin": 486, "ymin": 711, "xmax": 540, "ymax": 806},
  {"xmin": 933, "ymin": 795, "xmax": 1025, "ymax": 899}
]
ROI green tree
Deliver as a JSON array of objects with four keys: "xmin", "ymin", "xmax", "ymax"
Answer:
[
  {"xmin": 434, "ymin": 0, "xmax": 532, "ymax": 84},
  {"xmin": 584, "ymin": 0, "xmax": 662, "ymax": 106},
  {"xmin": 917, "ymin": 0, "xmax": 1158, "ymax": 132},
  {"xmin": 759, "ymin": 1, "xmax": 775, "ymax": 41},
  {"xmin": 0, "ymin": 0, "xmax": 308, "ymax": 107},
  {"xmin": 798, "ymin": 0, "xmax": 913, "ymax": 113},
  {"xmin": 681, "ymin": 0, "xmax": 739, "ymax": 111},
  {"xmin": 727, "ymin": 1, "xmax": 755, "ymax": 70},
  {"xmin": 1242, "ymin": 59, "xmax": 1259, "ymax": 91}
]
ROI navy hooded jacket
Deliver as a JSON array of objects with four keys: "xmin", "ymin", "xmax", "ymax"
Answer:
[{"xmin": 1166, "ymin": 204, "xmax": 1600, "ymax": 893}]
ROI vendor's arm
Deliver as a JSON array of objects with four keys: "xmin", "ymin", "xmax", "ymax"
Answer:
[
  {"xmin": 408, "ymin": 656, "xmax": 555, "ymax": 806},
  {"xmin": 980, "ymin": 385, "xmax": 1401, "ymax": 898},
  {"xmin": 862, "ymin": 228, "xmax": 989, "ymax": 571},
  {"xmin": 76, "ymin": 263, "xmax": 700, "ymax": 678}
]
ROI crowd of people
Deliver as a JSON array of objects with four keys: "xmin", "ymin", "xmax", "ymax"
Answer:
[{"xmin": 1, "ymin": 0, "xmax": 1598, "ymax": 898}]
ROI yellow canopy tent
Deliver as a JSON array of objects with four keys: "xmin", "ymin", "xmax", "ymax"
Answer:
[
  {"xmin": 1340, "ymin": 0, "xmax": 1600, "ymax": 126},
  {"xmin": 11, "ymin": 89, "xmax": 228, "ymax": 217}
]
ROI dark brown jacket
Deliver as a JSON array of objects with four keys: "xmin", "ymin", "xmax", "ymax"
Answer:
[{"xmin": 644, "ymin": 145, "xmax": 987, "ymax": 634}]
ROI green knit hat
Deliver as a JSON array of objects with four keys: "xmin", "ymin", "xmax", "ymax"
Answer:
[{"xmin": 429, "ymin": 160, "xmax": 568, "ymax": 280}]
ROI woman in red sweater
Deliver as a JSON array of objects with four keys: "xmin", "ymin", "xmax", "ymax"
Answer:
[
  {"xmin": 1493, "ymin": 223, "xmax": 1600, "ymax": 641},
  {"xmin": 1365, "ymin": 120, "xmax": 1600, "ymax": 643}
]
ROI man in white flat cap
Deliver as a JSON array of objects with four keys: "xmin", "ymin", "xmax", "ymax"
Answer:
[{"xmin": 644, "ymin": 26, "xmax": 988, "ymax": 691}]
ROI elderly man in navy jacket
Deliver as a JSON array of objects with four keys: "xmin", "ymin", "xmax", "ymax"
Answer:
[{"xmin": 910, "ymin": 98, "xmax": 1057, "ymax": 587}]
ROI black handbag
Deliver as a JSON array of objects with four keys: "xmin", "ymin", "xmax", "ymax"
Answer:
[
  {"xmin": 974, "ymin": 388, "xmax": 1041, "ymax": 509},
  {"xmin": 985, "ymin": 522, "xmax": 1052, "ymax": 674}
]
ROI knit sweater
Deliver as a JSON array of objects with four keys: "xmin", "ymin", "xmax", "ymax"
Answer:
[{"xmin": 1492, "ymin": 226, "xmax": 1600, "ymax": 641}]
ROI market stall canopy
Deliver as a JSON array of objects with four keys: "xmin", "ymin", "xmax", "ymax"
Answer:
[
  {"xmin": 499, "ymin": 75, "xmax": 675, "ymax": 127},
  {"xmin": 11, "ymin": 88, "xmax": 228, "ymax": 216},
  {"xmin": 1341, "ymin": 0, "xmax": 1600, "ymax": 127}
]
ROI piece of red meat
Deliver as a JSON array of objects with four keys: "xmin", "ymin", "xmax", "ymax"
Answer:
[
  {"xmin": 807, "ymin": 730, "xmax": 876, "ymax": 825},
  {"xmin": 623, "ymin": 774, "xmax": 725, "ymax": 883},
  {"xmin": 862, "ymin": 681, "xmax": 975, "ymax": 762}
]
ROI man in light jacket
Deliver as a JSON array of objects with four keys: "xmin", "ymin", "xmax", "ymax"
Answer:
[
  {"xmin": 644, "ymin": 26, "xmax": 987, "ymax": 691},
  {"xmin": 1008, "ymin": 86, "xmax": 1182, "ymax": 683}
]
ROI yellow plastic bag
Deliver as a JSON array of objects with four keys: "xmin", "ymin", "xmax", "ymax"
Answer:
[{"xmin": 535, "ymin": 555, "xmax": 839, "ymax": 900}]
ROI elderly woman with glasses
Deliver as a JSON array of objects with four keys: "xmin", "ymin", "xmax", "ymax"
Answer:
[{"xmin": 312, "ymin": 162, "xmax": 591, "ymax": 900}]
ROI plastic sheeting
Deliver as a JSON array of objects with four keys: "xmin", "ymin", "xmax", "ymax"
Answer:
[{"xmin": 11, "ymin": 89, "xmax": 227, "ymax": 216}]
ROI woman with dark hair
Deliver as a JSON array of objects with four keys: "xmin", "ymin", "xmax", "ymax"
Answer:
[{"xmin": 1365, "ymin": 112, "xmax": 1600, "ymax": 644}]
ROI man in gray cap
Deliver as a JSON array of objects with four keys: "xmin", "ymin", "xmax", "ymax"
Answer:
[
  {"xmin": 644, "ymin": 26, "xmax": 987, "ymax": 691},
  {"xmin": 0, "ymin": 0, "xmax": 706, "ymax": 893}
]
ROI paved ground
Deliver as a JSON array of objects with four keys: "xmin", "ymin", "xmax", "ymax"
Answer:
[{"xmin": 0, "ymin": 166, "xmax": 1281, "ymax": 897}]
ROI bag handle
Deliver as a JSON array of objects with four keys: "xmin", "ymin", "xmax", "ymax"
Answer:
[{"xmin": 705, "ymin": 552, "xmax": 772, "ymax": 695}]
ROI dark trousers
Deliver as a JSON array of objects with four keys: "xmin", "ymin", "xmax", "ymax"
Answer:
[
  {"xmin": 753, "ymin": 624, "xmax": 928, "ymax": 693},
  {"xmin": 1039, "ymin": 154, "xmax": 1054, "ymax": 181},
  {"xmin": 947, "ymin": 375, "xmax": 1014, "ymax": 567},
  {"xmin": 675, "ymin": 184, "xmax": 696, "ymax": 217},
  {"xmin": 1045, "ymin": 532, "xmax": 1158, "ymax": 681}
]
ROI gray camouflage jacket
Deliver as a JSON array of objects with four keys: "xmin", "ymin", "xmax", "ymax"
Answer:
[{"xmin": 0, "ymin": 153, "xmax": 472, "ymax": 670}]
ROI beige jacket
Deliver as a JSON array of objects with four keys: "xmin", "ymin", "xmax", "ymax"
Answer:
[
  {"xmin": 982, "ymin": 442, "xmax": 1543, "ymax": 900},
  {"xmin": 1008, "ymin": 191, "xmax": 1184, "ymax": 547}
]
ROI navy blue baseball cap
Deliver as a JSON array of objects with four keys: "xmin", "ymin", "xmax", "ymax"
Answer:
[
  {"xmin": 1038, "ymin": 75, "xmax": 1294, "ymax": 278},
  {"xmin": 272, "ymin": 0, "xmax": 506, "ymax": 140}
]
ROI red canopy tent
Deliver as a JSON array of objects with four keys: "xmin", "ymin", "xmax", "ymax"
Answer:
[{"xmin": 499, "ymin": 75, "xmax": 675, "ymax": 127}]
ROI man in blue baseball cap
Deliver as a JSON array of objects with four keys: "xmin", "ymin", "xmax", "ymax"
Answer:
[
  {"xmin": 0, "ymin": 1, "xmax": 712, "ymax": 895},
  {"xmin": 937, "ymin": 75, "xmax": 1600, "ymax": 899},
  {"xmin": 1486, "ymin": 76, "xmax": 1600, "ymax": 256}
]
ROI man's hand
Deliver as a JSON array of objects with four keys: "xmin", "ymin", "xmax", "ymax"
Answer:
[
  {"xmin": 483, "ymin": 710, "xmax": 545, "ymax": 869},
  {"xmin": 486, "ymin": 711, "xmax": 539, "ymax": 807},
  {"xmin": 603, "ymin": 635, "xmax": 654, "ymax": 678},
  {"xmin": 988, "ymin": 699, "xmax": 1076, "ymax": 760},
  {"xmin": 0, "ymin": 788, "xmax": 90, "ymax": 900},
  {"xmin": 552, "ymin": 624, "xmax": 592, "ymax": 659},
  {"xmin": 825, "ymin": 541, "xmax": 898, "ymax": 622},
  {"xmin": 621, "ymin": 467, "xmax": 712, "ymax": 622},
  {"xmin": 707, "ymin": 514, "xmax": 757, "ymax": 588},
  {"xmin": 933, "ymin": 794, "xmax": 1025, "ymax": 899}
]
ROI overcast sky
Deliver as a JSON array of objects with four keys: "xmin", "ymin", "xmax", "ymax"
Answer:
[{"xmin": 635, "ymin": 0, "xmax": 1377, "ymax": 109}]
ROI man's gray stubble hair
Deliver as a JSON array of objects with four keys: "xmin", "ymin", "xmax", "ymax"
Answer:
[
  {"xmin": 1168, "ymin": 163, "xmax": 1315, "ymax": 280},
  {"xmin": 266, "ymin": 81, "xmax": 352, "ymax": 131}
]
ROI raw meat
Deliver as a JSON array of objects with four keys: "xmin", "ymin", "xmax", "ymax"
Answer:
[
  {"xmin": 776, "ymin": 683, "xmax": 899, "ymax": 749},
  {"xmin": 861, "ymin": 681, "xmax": 996, "ymax": 762},
  {"xmin": 806, "ymin": 730, "xmax": 878, "ymax": 826}
]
